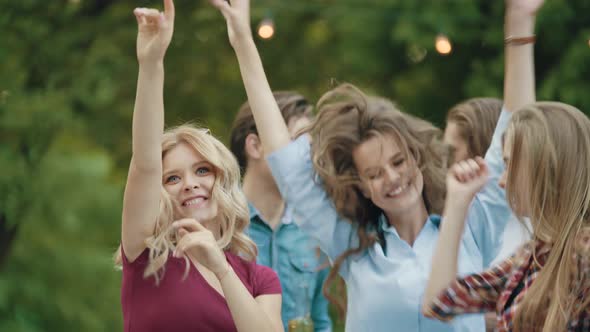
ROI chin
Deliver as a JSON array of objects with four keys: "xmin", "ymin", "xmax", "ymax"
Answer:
[{"xmin": 194, "ymin": 208, "xmax": 218, "ymax": 223}]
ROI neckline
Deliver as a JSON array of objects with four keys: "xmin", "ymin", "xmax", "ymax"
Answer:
[{"xmin": 189, "ymin": 253, "xmax": 231, "ymax": 302}]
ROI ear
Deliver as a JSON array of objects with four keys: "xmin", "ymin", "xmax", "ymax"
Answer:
[{"xmin": 244, "ymin": 133, "xmax": 264, "ymax": 161}]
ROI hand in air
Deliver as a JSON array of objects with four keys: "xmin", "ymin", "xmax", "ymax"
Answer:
[
  {"xmin": 173, "ymin": 218, "xmax": 229, "ymax": 279},
  {"xmin": 133, "ymin": 0, "xmax": 175, "ymax": 64},
  {"xmin": 446, "ymin": 157, "xmax": 489, "ymax": 203},
  {"xmin": 208, "ymin": 0, "xmax": 253, "ymax": 48}
]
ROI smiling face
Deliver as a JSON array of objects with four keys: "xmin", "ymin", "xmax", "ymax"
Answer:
[
  {"xmin": 352, "ymin": 134, "xmax": 425, "ymax": 219},
  {"xmin": 162, "ymin": 142, "xmax": 218, "ymax": 222}
]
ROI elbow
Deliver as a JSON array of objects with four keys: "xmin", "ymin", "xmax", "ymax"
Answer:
[
  {"xmin": 421, "ymin": 303, "xmax": 434, "ymax": 318},
  {"xmin": 421, "ymin": 291, "xmax": 435, "ymax": 317},
  {"xmin": 130, "ymin": 156, "xmax": 161, "ymax": 174},
  {"xmin": 421, "ymin": 301, "xmax": 454, "ymax": 323}
]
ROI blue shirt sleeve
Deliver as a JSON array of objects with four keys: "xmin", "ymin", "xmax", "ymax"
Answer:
[
  {"xmin": 466, "ymin": 109, "xmax": 513, "ymax": 266},
  {"xmin": 267, "ymin": 136, "xmax": 358, "ymax": 265}
]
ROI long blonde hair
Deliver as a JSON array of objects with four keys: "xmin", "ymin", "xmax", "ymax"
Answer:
[
  {"xmin": 116, "ymin": 125, "xmax": 257, "ymax": 283},
  {"xmin": 505, "ymin": 102, "xmax": 590, "ymax": 331},
  {"xmin": 309, "ymin": 84, "xmax": 448, "ymax": 315}
]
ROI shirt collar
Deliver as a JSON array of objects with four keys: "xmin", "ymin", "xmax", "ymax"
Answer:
[
  {"xmin": 248, "ymin": 202, "xmax": 293, "ymax": 225},
  {"xmin": 379, "ymin": 213, "xmax": 442, "ymax": 234}
]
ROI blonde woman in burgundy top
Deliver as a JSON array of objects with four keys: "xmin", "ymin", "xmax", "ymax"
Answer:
[{"xmin": 116, "ymin": 1, "xmax": 283, "ymax": 331}]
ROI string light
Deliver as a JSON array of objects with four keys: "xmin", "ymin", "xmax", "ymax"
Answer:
[
  {"xmin": 435, "ymin": 34, "xmax": 452, "ymax": 55},
  {"xmin": 257, "ymin": 18, "xmax": 275, "ymax": 40}
]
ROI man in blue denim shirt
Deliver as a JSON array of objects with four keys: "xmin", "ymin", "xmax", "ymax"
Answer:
[{"xmin": 229, "ymin": 92, "xmax": 332, "ymax": 332}]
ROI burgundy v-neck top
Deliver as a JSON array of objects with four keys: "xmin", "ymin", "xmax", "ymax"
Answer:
[{"xmin": 121, "ymin": 247, "xmax": 281, "ymax": 332}]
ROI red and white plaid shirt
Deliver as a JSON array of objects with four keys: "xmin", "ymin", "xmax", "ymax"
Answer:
[{"xmin": 424, "ymin": 229, "xmax": 590, "ymax": 331}]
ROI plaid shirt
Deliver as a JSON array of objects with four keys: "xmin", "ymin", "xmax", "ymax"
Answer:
[{"xmin": 424, "ymin": 229, "xmax": 590, "ymax": 331}]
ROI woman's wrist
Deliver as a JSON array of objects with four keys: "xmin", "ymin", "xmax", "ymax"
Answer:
[
  {"xmin": 505, "ymin": 11, "xmax": 536, "ymax": 38},
  {"xmin": 215, "ymin": 262, "xmax": 232, "ymax": 281},
  {"xmin": 138, "ymin": 61, "xmax": 164, "ymax": 74},
  {"xmin": 232, "ymin": 35, "xmax": 256, "ymax": 54},
  {"xmin": 444, "ymin": 194, "xmax": 473, "ymax": 212}
]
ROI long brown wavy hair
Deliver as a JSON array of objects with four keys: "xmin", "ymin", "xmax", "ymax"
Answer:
[
  {"xmin": 505, "ymin": 103, "xmax": 590, "ymax": 331},
  {"xmin": 308, "ymin": 84, "xmax": 449, "ymax": 316}
]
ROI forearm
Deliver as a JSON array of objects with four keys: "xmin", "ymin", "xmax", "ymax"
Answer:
[
  {"xmin": 232, "ymin": 38, "xmax": 291, "ymax": 154},
  {"xmin": 423, "ymin": 197, "xmax": 471, "ymax": 307},
  {"xmin": 132, "ymin": 62, "xmax": 165, "ymax": 169},
  {"xmin": 503, "ymin": 10, "xmax": 536, "ymax": 112},
  {"xmin": 219, "ymin": 268, "xmax": 281, "ymax": 332}
]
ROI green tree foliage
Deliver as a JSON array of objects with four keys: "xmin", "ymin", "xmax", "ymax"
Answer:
[{"xmin": 1, "ymin": 0, "xmax": 588, "ymax": 330}]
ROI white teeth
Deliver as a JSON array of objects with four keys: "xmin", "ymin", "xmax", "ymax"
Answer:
[
  {"xmin": 387, "ymin": 185, "xmax": 407, "ymax": 197},
  {"xmin": 183, "ymin": 197, "xmax": 204, "ymax": 206}
]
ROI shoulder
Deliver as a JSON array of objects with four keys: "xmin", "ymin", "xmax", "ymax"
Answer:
[
  {"xmin": 226, "ymin": 252, "xmax": 282, "ymax": 296},
  {"xmin": 121, "ymin": 245, "xmax": 150, "ymax": 269}
]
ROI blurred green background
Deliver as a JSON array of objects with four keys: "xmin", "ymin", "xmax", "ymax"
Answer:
[{"xmin": 1, "ymin": 0, "xmax": 589, "ymax": 331}]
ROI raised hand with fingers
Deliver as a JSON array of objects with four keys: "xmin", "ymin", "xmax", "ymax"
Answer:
[
  {"xmin": 134, "ymin": 0, "xmax": 175, "ymax": 64},
  {"xmin": 208, "ymin": 0, "xmax": 252, "ymax": 48},
  {"xmin": 173, "ymin": 218, "xmax": 230, "ymax": 279},
  {"xmin": 447, "ymin": 157, "xmax": 489, "ymax": 203}
]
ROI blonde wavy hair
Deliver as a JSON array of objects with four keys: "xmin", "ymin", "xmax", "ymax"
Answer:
[
  {"xmin": 115, "ymin": 125, "xmax": 257, "ymax": 283},
  {"xmin": 505, "ymin": 102, "xmax": 590, "ymax": 331},
  {"xmin": 309, "ymin": 84, "xmax": 449, "ymax": 315}
]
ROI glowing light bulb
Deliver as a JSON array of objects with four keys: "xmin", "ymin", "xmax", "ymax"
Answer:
[
  {"xmin": 435, "ymin": 34, "xmax": 452, "ymax": 55},
  {"xmin": 258, "ymin": 18, "xmax": 275, "ymax": 40}
]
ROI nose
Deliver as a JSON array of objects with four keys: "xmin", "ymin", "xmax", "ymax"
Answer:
[
  {"xmin": 384, "ymin": 165, "xmax": 401, "ymax": 185},
  {"xmin": 184, "ymin": 184, "xmax": 199, "ymax": 192},
  {"xmin": 183, "ymin": 175, "xmax": 200, "ymax": 192},
  {"xmin": 498, "ymin": 170, "xmax": 507, "ymax": 189}
]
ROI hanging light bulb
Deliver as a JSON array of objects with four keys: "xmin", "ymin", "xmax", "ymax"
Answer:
[
  {"xmin": 258, "ymin": 18, "xmax": 275, "ymax": 40},
  {"xmin": 435, "ymin": 34, "xmax": 452, "ymax": 55}
]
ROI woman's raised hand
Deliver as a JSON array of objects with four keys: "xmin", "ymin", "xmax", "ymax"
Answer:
[
  {"xmin": 446, "ymin": 157, "xmax": 490, "ymax": 204},
  {"xmin": 134, "ymin": 0, "xmax": 175, "ymax": 64},
  {"xmin": 208, "ymin": 0, "xmax": 253, "ymax": 48}
]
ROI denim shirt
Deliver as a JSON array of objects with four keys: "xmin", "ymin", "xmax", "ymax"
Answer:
[
  {"xmin": 267, "ymin": 110, "xmax": 513, "ymax": 332},
  {"xmin": 247, "ymin": 203, "xmax": 332, "ymax": 332}
]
